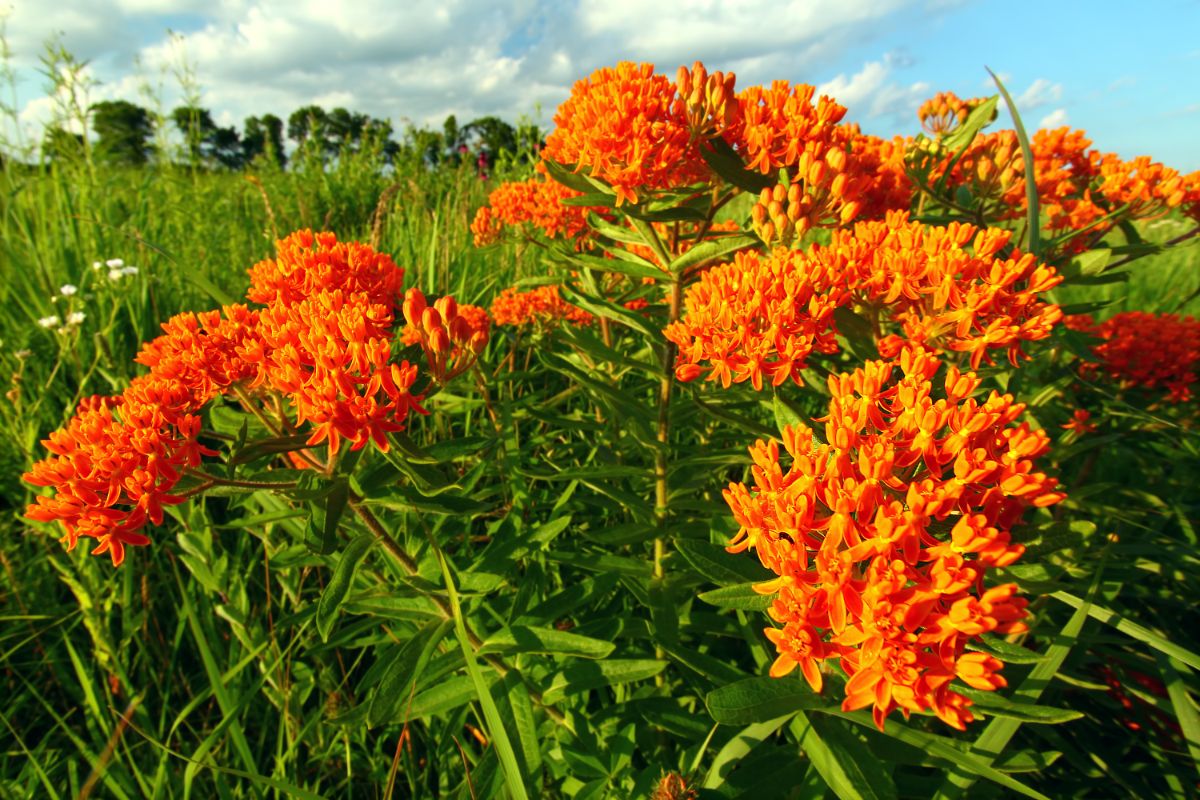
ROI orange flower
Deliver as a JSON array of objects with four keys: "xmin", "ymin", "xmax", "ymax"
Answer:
[
  {"xmin": 25, "ymin": 231, "xmax": 434, "ymax": 564},
  {"xmin": 489, "ymin": 284, "xmax": 593, "ymax": 329},
  {"xmin": 723, "ymin": 349, "xmax": 1062, "ymax": 730},
  {"xmin": 471, "ymin": 169, "xmax": 604, "ymax": 248},
  {"xmin": 668, "ymin": 213, "xmax": 1062, "ymax": 386},
  {"xmin": 1061, "ymin": 409, "xmax": 1097, "ymax": 435},
  {"xmin": 542, "ymin": 62, "xmax": 711, "ymax": 206},
  {"xmin": 917, "ymin": 91, "xmax": 990, "ymax": 136},
  {"xmin": 663, "ymin": 248, "xmax": 843, "ymax": 390},
  {"xmin": 401, "ymin": 289, "xmax": 490, "ymax": 383}
]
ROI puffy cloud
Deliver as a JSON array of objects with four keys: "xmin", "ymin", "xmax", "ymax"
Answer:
[
  {"xmin": 1015, "ymin": 77, "xmax": 1062, "ymax": 111},
  {"xmin": 1038, "ymin": 108, "xmax": 1068, "ymax": 129},
  {"xmin": 817, "ymin": 56, "xmax": 929, "ymax": 124}
]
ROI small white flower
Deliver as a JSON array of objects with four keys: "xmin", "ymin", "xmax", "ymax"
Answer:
[
  {"xmin": 108, "ymin": 269, "xmax": 124, "ymax": 282},
  {"xmin": 106, "ymin": 258, "xmax": 125, "ymax": 268},
  {"xmin": 15, "ymin": 349, "xmax": 31, "ymax": 359},
  {"xmin": 38, "ymin": 315, "xmax": 61, "ymax": 329},
  {"xmin": 66, "ymin": 311, "xmax": 86, "ymax": 326},
  {"xmin": 92, "ymin": 261, "xmax": 103, "ymax": 270},
  {"xmin": 121, "ymin": 265, "xmax": 139, "ymax": 276},
  {"xmin": 60, "ymin": 284, "xmax": 78, "ymax": 296}
]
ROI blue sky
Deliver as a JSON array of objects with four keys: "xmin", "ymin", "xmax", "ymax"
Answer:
[{"xmin": 3, "ymin": 0, "xmax": 1197, "ymax": 169}]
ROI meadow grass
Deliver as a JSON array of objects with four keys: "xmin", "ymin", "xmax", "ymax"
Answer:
[{"xmin": 1, "ymin": 146, "xmax": 1196, "ymax": 798}]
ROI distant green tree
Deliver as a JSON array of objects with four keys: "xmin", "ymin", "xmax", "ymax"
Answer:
[
  {"xmin": 288, "ymin": 105, "xmax": 330, "ymax": 162},
  {"xmin": 243, "ymin": 114, "xmax": 287, "ymax": 167},
  {"xmin": 464, "ymin": 116, "xmax": 517, "ymax": 159},
  {"xmin": 170, "ymin": 106, "xmax": 244, "ymax": 169},
  {"xmin": 91, "ymin": 100, "xmax": 155, "ymax": 166}
]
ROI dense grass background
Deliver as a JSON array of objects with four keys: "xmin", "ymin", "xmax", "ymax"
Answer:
[{"xmin": 2, "ymin": 138, "xmax": 1198, "ymax": 799}]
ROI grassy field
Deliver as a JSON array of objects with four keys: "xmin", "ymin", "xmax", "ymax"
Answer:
[{"xmin": 2, "ymin": 141, "xmax": 1198, "ymax": 799}]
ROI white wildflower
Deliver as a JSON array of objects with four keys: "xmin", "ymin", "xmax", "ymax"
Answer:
[
  {"xmin": 15, "ymin": 349, "xmax": 31, "ymax": 359},
  {"xmin": 121, "ymin": 265, "xmax": 139, "ymax": 276},
  {"xmin": 38, "ymin": 315, "xmax": 61, "ymax": 329},
  {"xmin": 106, "ymin": 258, "xmax": 125, "ymax": 268},
  {"xmin": 108, "ymin": 269, "xmax": 124, "ymax": 282},
  {"xmin": 60, "ymin": 284, "xmax": 78, "ymax": 296},
  {"xmin": 66, "ymin": 311, "xmax": 86, "ymax": 326},
  {"xmin": 92, "ymin": 261, "xmax": 103, "ymax": 270}
]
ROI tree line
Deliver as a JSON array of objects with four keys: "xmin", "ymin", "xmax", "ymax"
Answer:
[{"xmin": 39, "ymin": 99, "xmax": 542, "ymax": 171}]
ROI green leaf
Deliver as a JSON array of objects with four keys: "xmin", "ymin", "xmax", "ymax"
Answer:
[
  {"xmin": 228, "ymin": 433, "xmax": 312, "ymax": 465},
  {"xmin": 562, "ymin": 247, "xmax": 666, "ymax": 281},
  {"xmin": 306, "ymin": 477, "xmax": 349, "ymax": 555},
  {"xmin": 666, "ymin": 233, "xmax": 760, "ymax": 277},
  {"xmin": 988, "ymin": 69, "xmax": 1040, "ymax": 258},
  {"xmin": 1157, "ymin": 654, "xmax": 1200, "ymax": 779},
  {"xmin": 372, "ymin": 484, "xmax": 489, "ymax": 515},
  {"xmin": 542, "ymin": 158, "xmax": 614, "ymax": 196},
  {"xmin": 478, "ymin": 626, "xmax": 616, "ymax": 659},
  {"xmin": 366, "ymin": 618, "xmax": 452, "ymax": 727},
  {"xmin": 1051, "ymin": 591, "xmax": 1200, "ymax": 671},
  {"xmin": 703, "ymin": 715, "xmax": 792, "ymax": 789},
  {"xmin": 437, "ymin": 549, "xmax": 531, "ymax": 800},
  {"xmin": 1065, "ymin": 248, "xmax": 1112, "ymax": 278},
  {"xmin": 773, "ymin": 391, "xmax": 805, "ymax": 433},
  {"xmin": 956, "ymin": 688, "xmax": 1083, "ymax": 724},
  {"xmin": 833, "ymin": 307, "xmax": 875, "ymax": 360},
  {"xmin": 316, "ymin": 533, "xmax": 374, "ymax": 642},
  {"xmin": 675, "ymin": 539, "xmax": 773, "ymax": 586},
  {"xmin": 705, "ymin": 675, "xmax": 833, "ymax": 724},
  {"xmin": 793, "ymin": 713, "xmax": 899, "ymax": 800},
  {"xmin": 701, "ymin": 137, "xmax": 774, "ymax": 193},
  {"xmin": 698, "ymin": 582, "xmax": 774, "ymax": 611},
  {"xmin": 541, "ymin": 659, "xmax": 668, "ymax": 705}
]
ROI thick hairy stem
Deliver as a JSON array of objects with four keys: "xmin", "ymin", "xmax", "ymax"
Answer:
[{"xmin": 348, "ymin": 497, "xmax": 570, "ymax": 728}]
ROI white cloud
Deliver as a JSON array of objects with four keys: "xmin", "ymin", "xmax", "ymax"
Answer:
[
  {"xmin": 1038, "ymin": 108, "xmax": 1068, "ymax": 129},
  {"xmin": 817, "ymin": 56, "xmax": 929, "ymax": 123},
  {"xmin": 1015, "ymin": 77, "xmax": 1062, "ymax": 111}
]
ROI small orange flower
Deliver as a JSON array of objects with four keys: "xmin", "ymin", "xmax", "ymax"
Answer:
[
  {"xmin": 1061, "ymin": 409, "xmax": 1097, "ymax": 435},
  {"xmin": 471, "ymin": 169, "xmax": 604, "ymax": 248}
]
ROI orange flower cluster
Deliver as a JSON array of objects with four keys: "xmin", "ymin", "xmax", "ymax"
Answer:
[
  {"xmin": 25, "ymin": 231, "xmax": 444, "ymax": 564},
  {"xmin": 246, "ymin": 233, "xmax": 424, "ymax": 455},
  {"xmin": 401, "ymin": 289, "xmax": 490, "ymax": 383},
  {"xmin": 674, "ymin": 61, "xmax": 737, "ymax": 139},
  {"xmin": 830, "ymin": 213, "xmax": 1063, "ymax": 367},
  {"xmin": 489, "ymin": 284, "xmax": 593, "ymax": 329},
  {"xmin": 845, "ymin": 128, "xmax": 914, "ymax": 221},
  {"xmin": 732, "ymin": 81, "xmax": 873, "ymax": 234},
  {"xmin": 542, "ymin": 62, "xmax": 710, "ymax": 206},
  {"xmin": 668, "ymin": 213, "xmax": 1063, "ymax": 387},
  {"xmin": 470, "ymin": 170, "xmax": 602, "ymax": 248},
  {"xmin": 917, "ymin": 92, "xmax": 989, "ymax": 136},
  {"xmin": 664, "ymin": 248, "xmax": 842, "ymax": 389},
  {"xmin": 1074, "ymin": 311, "xmax": 1200, "ymax": 403},
  {"xmin": 24, "ymin": 306, "xmax": 259, "ymax": 565},
  {"xmin": 930, "ymin": 126, "xmax": 1196, "ymax": 253},
  {"xmin": 723, "ymin": 348, "xmax": 1063, "ymax": 730}
]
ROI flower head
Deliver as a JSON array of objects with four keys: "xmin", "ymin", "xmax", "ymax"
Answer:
[
  {"xmin": 724, "ymin": 350, "xmax": 1062, "ymax": 729},
  {"xmin": 542, "ymin": 62, "xmax": 711, "ymax": 206}
]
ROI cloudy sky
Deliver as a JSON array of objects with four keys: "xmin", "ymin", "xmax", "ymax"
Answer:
[{"xmin": 3, "ymin": 0, "xmax": 1198, "ymax": 169}]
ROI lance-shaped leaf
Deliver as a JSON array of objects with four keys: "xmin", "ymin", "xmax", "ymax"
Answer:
[{"xmin": 316, "ymin": 533, "xmax": 375, "ymax": 641}]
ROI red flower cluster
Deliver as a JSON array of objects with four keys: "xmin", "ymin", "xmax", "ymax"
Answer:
[
  {"xmin": 1073, "ymin": 311, "xmax": 1200, "ymax": 403},
  {"xmin": 25, "ymin": 231, "xmax": 447, "ymax": 564},
  {"xmin": 723, "ymin": 348, "xmax": 1063, "ymax": 729}
]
